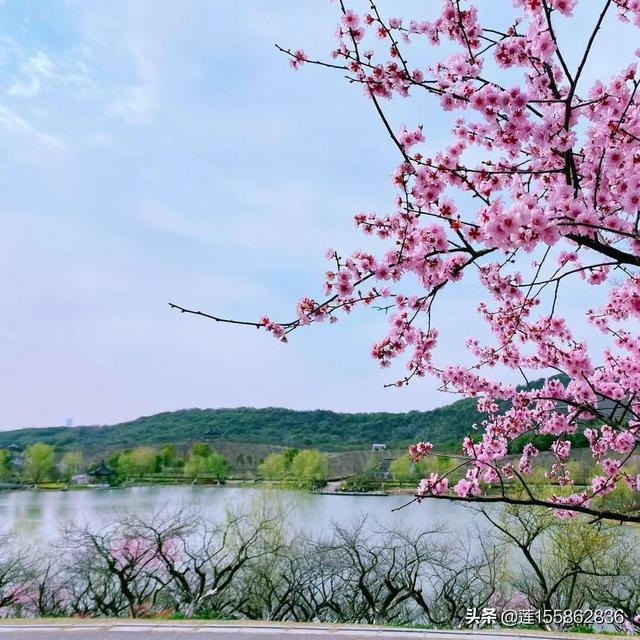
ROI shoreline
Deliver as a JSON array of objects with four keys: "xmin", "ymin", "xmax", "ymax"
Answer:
[
  {"xmin": 0, "ymin": 480, "xmax": 602, "ymax": 500},
  {"xmin": 0, "ymin": 480, "xmax": 420, "ymax": 496}
]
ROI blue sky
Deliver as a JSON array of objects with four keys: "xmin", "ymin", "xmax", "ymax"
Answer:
[{"xmin": 0, "ymin": 1, "xmax": 636, "ymax": 429}]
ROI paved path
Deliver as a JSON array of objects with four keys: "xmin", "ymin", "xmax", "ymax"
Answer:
[{"xmin": 0, "ymin": 622, "xmax": 602, "ymax": 640}]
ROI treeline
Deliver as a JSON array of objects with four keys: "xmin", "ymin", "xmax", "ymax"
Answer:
[
  {"xmin": 258, "ymin": 449, "xmax": 328, "ymax": 488},
  {"xmin": 0, "ymin": 443, "xmax": 79, "ymax": 484},
  {"xmin": 0, "ymin": 442, "xmax": 232, "ymax": 485},
  {"xmin": 0, "ymin": 504, "xmax": 637, "ymax": 632},
  {"xmin": 107, "ymin": 443, "xmax": 229, "ymax": 482},
  {"xmin": 0, "ymin": 442, "xmax": 331, "ymax": 486},
  {"xmin": 110, "ymin": 445, "xmax": 328, "ymax": 487}
]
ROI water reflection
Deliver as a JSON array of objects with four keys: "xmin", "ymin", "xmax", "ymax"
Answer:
[{"xmin": 0, "ymin": 486, "xmax": 477, "ymax": 542}]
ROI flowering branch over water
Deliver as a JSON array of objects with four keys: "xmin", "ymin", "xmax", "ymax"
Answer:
[{"xmin": 172, "ymin": 0, "xmax": 640, "ymax": 524}]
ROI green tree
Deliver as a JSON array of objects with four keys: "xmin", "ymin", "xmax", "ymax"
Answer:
[
  {"xmin": 389, "ymin": 455, "xmax": 430, "ymax": 486},
  {"xmin": 207, "ymin": 452, "xmax": 228, "ymax": 480},
  {"xmin": 184, "ymin": 455, "xmax": 208, "ymax": 478},
  {"xmin": 184, "ymin": 448, "xmax": 228, "ymax": 481},
  {"xmin": 24, "ymin": 443, "xmax": 56, "ymax": 483},
  {"xmin": 0, "ymin": 449, "xmax": 12, "ymax": 481},
  {"xmin": 59, "ymin": 451, "xmax": 83, "ymax": 482},
  {"xmin": 283, "ymin": 448, "xmax": 299, "ymax": 469},
  {"xmin": 190, "ymin": 442, "xmax": 211, "ymax": 458},
  {"xmin": 117, "ymin": 447, "xmax": 158, "ymax": 478},
  {"xmin": 107, "ymin": 451, "xmax": 120, "ymax": 469},
  {"xmin": 158, "ymin": 444, "xmax": 178, "ymax": 469},
  {"xmin": 258, "ymin": 453, "xmax": 288, "ymax": 481},
  {"xmin": 389, "ymin": 456, "xmax": 413, "ymax": 485},
  {"xmin": 290, "ymin": 449, "xmax": 328, "ymax": 489},
  {"xmin": 422, "ymin": 454, "xmax": 456, "ymax": 478}
]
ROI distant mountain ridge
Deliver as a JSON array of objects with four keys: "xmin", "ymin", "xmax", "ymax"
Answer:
[
  {"xmin": 0, "ymin": 376, "xmax": 566, "ymax": 455},
  {"xmin": 0, "ymin": 399, "xmax": 484, "ymax": 455}
]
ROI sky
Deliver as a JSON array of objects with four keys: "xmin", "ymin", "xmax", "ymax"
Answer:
[{"xmin": 0, "ymin": 1, "xmax": 636, "ymax": 429}]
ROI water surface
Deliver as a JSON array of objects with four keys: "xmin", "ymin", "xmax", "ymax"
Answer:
[{"xmin": 0, "ymin": 486, "xmax": 478, "ymax": 543}]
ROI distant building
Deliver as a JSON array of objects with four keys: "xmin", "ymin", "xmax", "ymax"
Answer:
[
  {"xmin": 88, "ymin": 460, "xmax": 115, "ymax": 484},
  {"xmin": 65, "ymin": 418, "xmax": 73, "ymax": 428},
  {"xmin": 372, "ymin": 443, "xmax": 387, "ymax": 451}
]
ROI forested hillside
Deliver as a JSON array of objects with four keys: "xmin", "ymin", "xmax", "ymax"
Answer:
[{"xmin": 0, "ymin": 398, "xmax": 483, "ymax": 455}]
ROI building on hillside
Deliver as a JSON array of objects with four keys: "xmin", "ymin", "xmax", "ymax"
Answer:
[{"xmin": 372, "ymin": 443, "xmax": 387, "ymax": 451}]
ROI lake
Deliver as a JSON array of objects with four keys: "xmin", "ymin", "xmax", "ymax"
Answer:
[{"xmin": 0, "ymin": 486, "xmax": 480, "ymax": 544}]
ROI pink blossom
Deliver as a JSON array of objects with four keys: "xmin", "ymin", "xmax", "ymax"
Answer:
[
  {"xmin": 417, "ymin": 473, "xmax": 449, "ymax": 497},
  {"xmin": 289, "ymin": 49, "xmax": 307, "ymax": 70},
  {"xmin": 454, "ymin": 478, "xmax": 472, "ymax": 497},
  {"xmin": 601, "ymin": 458, "xmax": 621, "ymax": 477},
  {"xmin": 551, "ymin": 439, "xmax": 571, "ymax": 463},
  {"xmin": 613, "ymin": 430, "xmax": 636, "ymax": 454},
  {"xmin": 341, "ymin": 10, "xmax": 359, "ymax": 29},
  {"xmin": 233, "ymin": 0, "xmax": 640, "ymax": 522},
  {"xmin": 409, "ymin": 441, "xmax": 433, "ymax": 460}
]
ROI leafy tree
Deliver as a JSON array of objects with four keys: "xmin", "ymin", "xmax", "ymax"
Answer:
[
  {"xmin": 388, "ymin": 456, "xmax": 418, "ymax": 485},
  {"xmin": 59, "ymin": 451, "xmax": 83, "ymax": 482},
  {"xmin": 283, "ymin": 448, "xmax": 299, "ymax": 468},
  {"xmin": 107, "ymin": 452, "xmax": 120, "ymax": 470},
  {"xmin": 184, "ymin": 455, "xmax": 208, "ymax": 478},
  {"xmin": 158, "ymin": 444, "xmax": 178, "ymax": 469},
  {"xmin": 24, "ymin": 443, "xmax": 56, "ymax": 483},
  {"xmin": 0, "ymin": 450, "xmax": 12, "ymax": 482},
  {"xmin": 389, "ymin": 455, "xmax": 433, "ymax": 486},
  {"xmin": 389, "ymin": 456, "xmax": 412, "ymax": 484},
  {"xmin": 258, "ymin": 453, "xmax": 288, "ymax": 481},
  {"xmin": 190, "ymin": 443, "xmax": 211, "ymax": 458},
  {"xmin": 117, "ymin": 447, "xmax": 158, "ymax": 478},
  {"xmin": 184, "ymin": 447, "xmax": 228, "ymax": 481},
  {"xmin": 206, "ymin": 453, "xmax": 229, "ymax": 481},
  {"xmin": 424, "ymin": 455, "xmax": 457, "ymax": 478},
  {"xmin": 290, "ymin": 449, "xmax": 328, "ymax": 489}
]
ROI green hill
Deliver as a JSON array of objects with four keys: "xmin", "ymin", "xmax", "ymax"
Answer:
[
  {"xmin": 0, "ymin": 398, "xmax": 484, "ymax": 455},
  {"xmin": 0, "ymin": 375, "xmax": 570, "ymax": 456}
]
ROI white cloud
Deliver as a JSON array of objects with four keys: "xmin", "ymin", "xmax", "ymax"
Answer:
[
  {"xmin": 29, "ymin": 50, "xmax": 54, "ymax": 77},
  {"xmin": 0, "ymin": 104, "xmax": 62, "ymax": 149},
  {"xmin": 9, "ymin": 51, "xmax": 54, "ymax": 97}
]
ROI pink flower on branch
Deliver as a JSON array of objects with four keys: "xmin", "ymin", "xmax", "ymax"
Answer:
[
  {"xmin": 289, "ymin": 49, "xmax": 307, "ymax": 70},
  {"xmin": 172, "ymin": 0, "xmax": 640, "ymax": 525}
]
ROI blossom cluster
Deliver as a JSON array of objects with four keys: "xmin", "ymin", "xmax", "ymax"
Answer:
[{"xmin": 271, "ymin": 0, "xmax": 640, "ymax": 522}]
